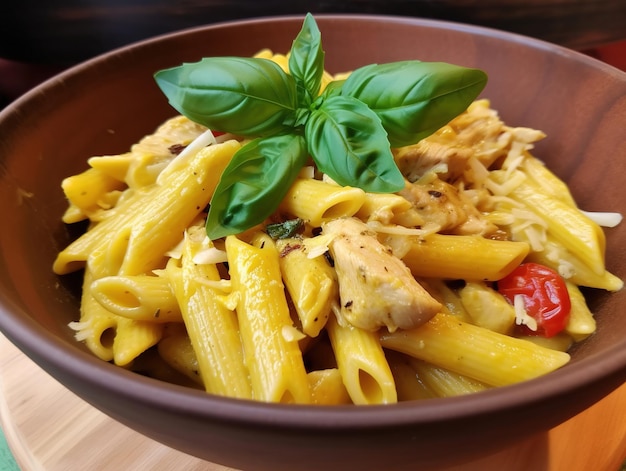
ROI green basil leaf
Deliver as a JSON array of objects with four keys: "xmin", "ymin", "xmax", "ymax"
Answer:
[
  {"xmin": 305, "ymin": 95, "xmax": 405, "ymax": 193},
  {"xmin": 155, "ymin": 57, "xmax": 298, "ymax": 137},
  {"xmin": 341, "ymin": 61, "xmax": 488, "ymax": 147},
  {"xmin": 266, "ymin": 218, "xmax": 304, "ymax": 239},
  {"xmin": 289, "ymin": 12, "xmax": 325, "ymax": 106},
  {"xmin": 206, "ymin": 133, "xmax": 308, "ymax": 240},
  {"xmin": 321, "ymin": 79, "xmax": 345, "ymax": 99}
]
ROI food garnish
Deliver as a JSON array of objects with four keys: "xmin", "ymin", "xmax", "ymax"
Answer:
[{"xmin": 154, "ymin": 14, "xmax": 488, "ymax": 239}]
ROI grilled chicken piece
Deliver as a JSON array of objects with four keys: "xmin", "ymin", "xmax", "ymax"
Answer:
[
  {"xmin": 323, "ymin": 217, "xmax": 441, "ymax": 332},
  {"xmin": 399, "ymin": 177, "xmax": 498, "ymax": 236},
  {"xmin": 394, "ymin": 100, "xmax": 510, "ymax": 183}
]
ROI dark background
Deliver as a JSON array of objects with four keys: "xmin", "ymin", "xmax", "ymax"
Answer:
[{"xmin": 1, "ymin": 0, "xmax": 626, "ymax": 106}]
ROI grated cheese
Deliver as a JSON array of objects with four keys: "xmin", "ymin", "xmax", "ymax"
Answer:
[
  {"xmin": 157, "ymin": 128, "xmax": 217, "ymax": 184},
  {"xmin": 580, "ymin": 210, "xmax": 623, "ymax": 228},
  {"xmin": 513, "ymin": 294, "xmax": 538, "ymax": 332},
  {"xmin": 281, "ymin": 325, "xmax": 306, "ymax": 342}
]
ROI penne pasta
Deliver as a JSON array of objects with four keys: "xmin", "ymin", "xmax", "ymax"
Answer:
[
  {"xmin": 458, "ymin": 281, "xmax": 516, "ymax": 334},
  {"xmin": 564, "ymin": 281, "xmax": 597, "ymax": 342},
  {"xmin": 53, "ymin": 140, "xmax": 240, "ymax": 277},
  {"xmin": 401, "ymin": 234, "xmax": 529, "ymax": 281},
  {"xmin": 490, "ymin": 169, "xmax": 606, "ymax": 275},
  {"xmin": 307, "ymin": 369, "xmax": 351, "ymax": 405},
  {"xmin": 90, "ymin": 274, "xmax": 182, "ymax": 323},
  {"xmin": 326, "ymin": 311, "xmax": 397, "ymax": 405},
  {"xmin": 226, "ymin": 233, "xmax": 311, "ymax": 403},
  {"xmin": 279, "ymin": 178, "xmax": 366, "ymax": 227},
  {"xmin": 408, "ymin": 358, "xmax": 490, "ymax": 397},
  {"xmin": 54, "ymin": 45, "xmax": 621, "ymax": 407},
  {"xmin": 167, "ymin": 228, "xmax": 252, "ymax": 399},
  {"xmin": 380, "ymin": 314, "xmax": 570, "ymax": 387},
  {"xmin": 276, "ymin": 238, "xmax": 337, "ymax": 337},
  {"xmin": 70, "ymin": 268, "xmax": 162, "ymax": 366}
]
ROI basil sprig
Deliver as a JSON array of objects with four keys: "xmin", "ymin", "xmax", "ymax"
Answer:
[{"xmin": 154, "ymin": 14, "xmax": 488, "ymax": 239}]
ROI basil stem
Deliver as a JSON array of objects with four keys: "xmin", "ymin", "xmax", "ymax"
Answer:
[
  {"xmin": 206, "ymin": 133, "xmax": 308, "ymax": 240},
  {"xmin": 340, "ymin": 61, "xmax": 488, "ymax": 147},
  {"xmin": 305, "ymin": 95, "xmax": 405, "ymax": 193},
  {"xmin": 154, "ymin": 57, "xmax": 298, "ymax": 137}
]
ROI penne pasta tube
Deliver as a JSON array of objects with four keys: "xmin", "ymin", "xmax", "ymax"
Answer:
[
  {"xmin": 53, "ymin": 139, "xmax": 240, "ymax": 277},
  {"xmin": 356, "ymin": 192, "xmax": 417, "ymax": 225},
  {"xmin": 528, "ymin": 240, "xmax": 623, "ymax": 291},
  {"xmin": 516, "ymin": 332, "xmax": 573, "ymax": 353},
  {"xmin": 520, "ymin": 154, "xmax": 577, "ymax": 207},
  {"xmin": 70, "ymin": 267, "xmax": 162, "ymax": 366},
  {"xmin": 307, "ymin": 369, "xmax": 351, "ymax": 405},
  {"xmin": 490, "ymin": 170, "xmax": 606, "ymax": 275},
  {"xmin": 279, "ymin": 178, "xmax": 366, "ymax": 227},
  {"xmin": 401, "ymin": 234, "xmax": 529, "ymax": 281},
  {"xmin": 564, "ymin": 281, "xmax": 596, "ymax": 342},
  {"xmin": 61, "ymin": 167, "xmax": 125, "ymax": 215},
  {"xmin": 387, "ymin": 353, "xmax": 436, "ymax": 401},
  {"xmin": 458, "ymin": 281, "xmax": 516, "ymax": 334},
  {"xmin": 408, "ymin": 358, "xmax": 490, "ymax": 397},
  {"xmin": 90, "ymin": 274, "xmax": 182, "ymax": 323},
  {"xmin": 226, "ymin": 233, "xmax": 311, "ymax": 403},
  {"xmin": 276, "ymin": 238, "xmax": 337, "ymax": 337},
  {"xmin": 167, "ymin": 229, "xmax": 252, "ymax": 399},
  {"xmin": 326, "ymin": 311, "xmax": 397, "ymax": 405},
  {"xmin": 157, "ymin": 328, "xmax": 204, "ymax": 386},
  {"xmin": 380, "ymin": 314, "xmax": 570, "ymax": 387}
]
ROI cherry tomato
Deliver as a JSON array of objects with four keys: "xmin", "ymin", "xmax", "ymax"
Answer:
[{"xmin": 497, "ymin": 262, "xmax": 571, "ymax": 338}]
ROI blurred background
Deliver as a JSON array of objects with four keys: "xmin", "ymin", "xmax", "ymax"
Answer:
[{"xmin": 1, "ymin": 0, "xmax": 626, "ymax": 107}]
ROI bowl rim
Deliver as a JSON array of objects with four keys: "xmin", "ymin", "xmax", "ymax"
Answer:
[{"xmin": 1, "ymin": 13, "xmax": 625, "ymax": 431}]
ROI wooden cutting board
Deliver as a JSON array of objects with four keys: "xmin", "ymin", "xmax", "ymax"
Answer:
[{"xmin": 0, "ymin": 333, "xmax": 624, "ymax": 471}]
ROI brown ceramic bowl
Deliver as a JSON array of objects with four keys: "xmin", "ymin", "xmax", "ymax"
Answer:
[{"xmin": 0, "ymin": 15, "xmax": 625, "ymax": 471}]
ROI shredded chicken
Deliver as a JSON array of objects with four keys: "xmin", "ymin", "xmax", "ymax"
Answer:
[
  {"xmin": 323, "ymin": 217, "xmax": 441, "ymax": 332},
  {"xmin": 394, "ymin": 100, "xmax": 544, "ymax": 185},
  {"xmin": 399, "ymin": 177, "xmax": 498, "ymax": 236}
]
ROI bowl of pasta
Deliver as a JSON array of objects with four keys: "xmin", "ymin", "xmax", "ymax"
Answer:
[{"xmin": 0, "ymin": 14, "xmax": 625, "ymax": 471}]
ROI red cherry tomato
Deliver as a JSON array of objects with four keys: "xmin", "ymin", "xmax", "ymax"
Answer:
[{"xmin": 497, "ymin": 263, "xmax": 571, "ymax": 338}]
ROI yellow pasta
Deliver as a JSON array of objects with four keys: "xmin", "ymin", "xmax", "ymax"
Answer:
[
  {"xmin": 521, "ymin": 154, "xmax": 577, "ymax": 207},
  {"xmin": 167, "ymin": 228, "xmax": 252, "ymax": 399},
  {"xmin": 70, "ymin": 268, "xmax": 163, "ymax": 366},
  {"xmin": 564, "ymin": 281, "xmax": 597, "ymax": 342},
  {"xmin": 490, "ymin": 169, "xmax": 606, "ymax": 275},
  {"xmin": 279, "ymin": 178, "xmax": 366, "ymax": 227},
  {"xmin": 458, "ymin": 281, "xmax": 516, "ymax": 334},
  {"xmin": 276, "ymin": 238, "xmax": 337, "ymax": 337},
  {"xmin": 90, "ymin": 274, "xmax": 182, "ymax": 323},
  {"xmin": 54, "ymin": 140, "xmax": 240, "ymax": 277},
  {"xmin": 401, "ymin": 234, "xmax": 530, "ymax": 281},
  {"xmin": 326, "ymin": 312, "xmax": 397, "ymax": 405},
  {"xmin": 380, "ymin": 314, "xmax": 570, "ymax": 387},
  {"xmin": 157, "ymin": 327, "xmax": 204, "ymax": 386},
  {"xmin": 54, "ymin": 52, "xmax": 622, "ymax": 407},
  {"xmin": 527, "ymin": 240, "xmax": 623, "ymax": 291},
  {"xmin": 408, "ymin": 358, "xmax": 490, "ymax": 397},
  {"xmin": 387, "ymin": 354, "xmax": 436, "ymax": 401},
  {"xmin": 61, "ymin": 167, "xmax": 126, "ymax": 221},
  {"xmin": 226, "ymin": 233, "xmax": 311, "ymax": 403},
  {"xmin": 307, "ymin": 369, "xmax": 351, "ymax": 405}
]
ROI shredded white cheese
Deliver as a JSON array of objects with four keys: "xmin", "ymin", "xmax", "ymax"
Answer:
[
  {"xmin": 580, "ymin": 210, "xmax": 623, "ymax": 228},
  {"xmin": 513, "ymin": 294, "xmax": 538, "ymax": 332},
  {"xmin": 192, "ymin": 246, "xmax": 228, "ymax": 265},
  {"xmin": 303, "ymin": 233, "xmax": 336, "ymax": 259},
  {"xmin": 157, "ymin": 129, "xmax": 217, "ymax": 184},
  {"xmin": 281, "ymin": 325, "xmax": 306, "ymax": 342}
]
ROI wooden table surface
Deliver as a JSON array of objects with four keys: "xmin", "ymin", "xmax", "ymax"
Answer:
[{"xmin": 0, "ymin": 333, "xmax": 624, "ymax": 471}]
